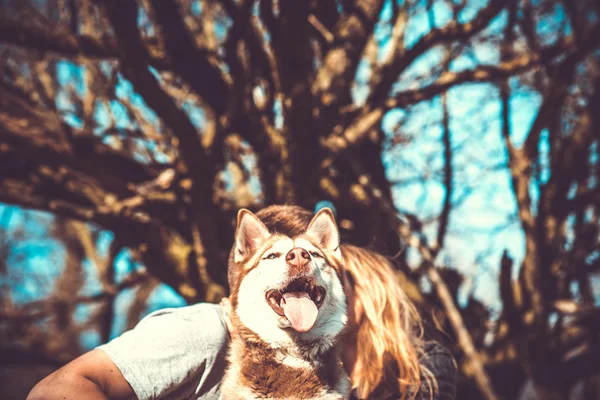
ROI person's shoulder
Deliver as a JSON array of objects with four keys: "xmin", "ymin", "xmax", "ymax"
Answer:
[
  {"xmin": 420, "ymin": 341, "xmax": 457, "ymax": 399},
  {"xmin": 98, "ymin": 302, "xmax": 228, "ymax": 353},
  {"xmin": 421, "ymin": 340, "xmax": 456, "ymax": 372},
  {"xmin": 143, "ymin": 302, "xmax": 224, "ymax": 323},
  {"xmin": 422, "ymin": 340, "xmax": 454, "ymax": 357},
  {"xmin": 139, "ymin": 302, "xmax": 228, "ymax": 343}
]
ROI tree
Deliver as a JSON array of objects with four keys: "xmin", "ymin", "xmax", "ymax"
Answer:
[{"xmin": 0, "ymin": 0, "xmax": 599, "ymax": 399}]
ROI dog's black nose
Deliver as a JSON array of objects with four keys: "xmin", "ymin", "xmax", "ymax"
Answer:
[{"xmin": 285, "ymin": 248, "xmax": 310, "ymax": 268}]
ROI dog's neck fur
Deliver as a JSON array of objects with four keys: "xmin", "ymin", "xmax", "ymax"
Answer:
[{"xmin": 223, "ymin": 315, "xmax": 349, "ymax": 400}]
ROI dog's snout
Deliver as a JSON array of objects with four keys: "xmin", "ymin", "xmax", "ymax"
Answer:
[{"xmin": 285, "ymin": 247, "xmax": 310, "ymax": 268}]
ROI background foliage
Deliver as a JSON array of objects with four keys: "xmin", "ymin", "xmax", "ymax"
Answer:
[{"xmin": 0, "ymin": 0, "xmax": 599, "ymax": 399}]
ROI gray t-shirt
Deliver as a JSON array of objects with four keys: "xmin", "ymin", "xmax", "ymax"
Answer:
[
  {"xmin": 98, "ymin": 304, "xmax": 456, "ymax": 400},
  {"xmin": 98, "ymin": 303, "xmax": 229, "ymax": 400}
]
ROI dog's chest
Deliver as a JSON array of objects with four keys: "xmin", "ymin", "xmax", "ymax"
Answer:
[{"xmin": 222, "ymin": 341, "xmax": 350, "ymax": 399}]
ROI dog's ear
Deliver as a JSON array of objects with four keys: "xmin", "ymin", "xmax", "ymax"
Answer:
[
  {"xmin": 306, "ymin": 208, "xmax": 341, "ymax": 258},
  {"xmin": 235, "ymin": 209, "xmax": 271, "ymax": 263}
]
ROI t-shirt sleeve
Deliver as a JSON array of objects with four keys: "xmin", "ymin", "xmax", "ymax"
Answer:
[{"xmin": 97, "ymin": 303, "xmax": 229, "ymax": 400}]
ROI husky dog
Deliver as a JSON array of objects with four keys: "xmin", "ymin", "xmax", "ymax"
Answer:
[{"xmin": 221, "ymin": 208, "xmax": 350, "ymax": 399}]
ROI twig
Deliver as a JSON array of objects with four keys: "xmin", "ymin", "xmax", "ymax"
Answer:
[{"xmin": 308, "ymin": 14, "xmax": 334, "ymax": 44}]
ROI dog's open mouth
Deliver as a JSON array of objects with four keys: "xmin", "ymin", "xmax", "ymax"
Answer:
[{"xmin": 265, "ymin": 277, "xmax": 326, "ymax": 333}]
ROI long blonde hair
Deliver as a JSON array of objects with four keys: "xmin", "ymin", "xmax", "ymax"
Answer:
[{"xmin": 341, "ymin": 244, "xmax": 435, "ymax": 399}]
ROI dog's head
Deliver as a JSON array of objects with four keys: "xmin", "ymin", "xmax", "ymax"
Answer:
[{"xmin": 229, "ymin": 207, "xmax": 347, "ymax": 350}]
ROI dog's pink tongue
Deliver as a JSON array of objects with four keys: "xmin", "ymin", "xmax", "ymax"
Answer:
[{"xmin": 281, "ymin": 292, "xmax": 318, "ymax": 332}]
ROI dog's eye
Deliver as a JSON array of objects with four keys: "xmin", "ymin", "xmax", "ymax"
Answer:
[
  {"xmin": 310, "ymin": 251, "xmax": 322, "ymax": 258},
  {"xmin": 264, "ymin": 253, "xmax": 278, "ymax": 260}
]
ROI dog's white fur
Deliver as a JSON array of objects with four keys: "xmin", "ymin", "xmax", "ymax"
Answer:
[
  {"xmin": 234, "ymin": 209, "xmax": 348, "ymax": 357},
  {"xmin": 236, "ymin": 238, "xmax": 347, "ymax": 350}
]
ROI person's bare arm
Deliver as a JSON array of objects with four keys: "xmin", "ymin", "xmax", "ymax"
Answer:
[{"xmin": 27, "ymin": 349, "xmax": 136, "ymax": 400}]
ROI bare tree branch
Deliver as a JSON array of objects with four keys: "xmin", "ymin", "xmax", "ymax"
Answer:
[
  {"xmin": 150, "ymin": 0, "xmax": 229, "ymax": 114},
  {"xmin": 369, "ymin": 0, "xmax": 512, "ymax": 106},
  {"xmin": 0, "ymin": 16, "xmax": 116, "ymax": 59}
]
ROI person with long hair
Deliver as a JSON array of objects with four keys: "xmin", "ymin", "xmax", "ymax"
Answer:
[
  {"xmin": 251, "ymin": 205, "xmax": 455, "ymax": 399},
  {"xmin": 28, "ymin": 205, "xmax": 456, "ymax": 400}
]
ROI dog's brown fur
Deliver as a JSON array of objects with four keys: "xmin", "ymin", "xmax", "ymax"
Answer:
[{"xmin": 224, "ymin": 314, "xmax": 347, "ymax": 399}]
